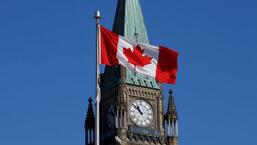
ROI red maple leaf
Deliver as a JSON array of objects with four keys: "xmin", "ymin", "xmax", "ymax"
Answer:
[{"xmin": 123, "ymin": 45, "xmax": 152, "ymax": 67}]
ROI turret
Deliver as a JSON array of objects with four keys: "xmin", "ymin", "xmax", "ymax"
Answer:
[
  {"xmin": 84, "ymin": 97, "xmax": 95, "ymax": 145},
  {"xmin": 164, "ymin": 89, "xmax": 178, "ymax": 145}
]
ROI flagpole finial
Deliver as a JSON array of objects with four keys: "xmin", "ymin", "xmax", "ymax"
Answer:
[{"xmin": 94, "ymin": 10, "xmax": 101, "ymax": 24}]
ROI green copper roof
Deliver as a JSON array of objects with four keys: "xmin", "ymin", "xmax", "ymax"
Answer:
[
  {"xmin": 101, "ymin": 0, "xmax": 160, "ymax": 90},
  {"xmin": 113, "ymin": 0, "xmax": 149, "ymax": 43}
]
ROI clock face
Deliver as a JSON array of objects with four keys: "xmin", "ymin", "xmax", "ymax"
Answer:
[
  {"xmin": 107, "ymin": 104, "xmax": 115, "ymax": 129},
  {"xmin": 129, "ymin": 99, "xmax": 153, "ymax": 127}
]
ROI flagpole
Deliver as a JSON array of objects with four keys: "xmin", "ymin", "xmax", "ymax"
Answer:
[{"xmin": 94, "ymin": 10, "xmax": 101, "ymax": 145}]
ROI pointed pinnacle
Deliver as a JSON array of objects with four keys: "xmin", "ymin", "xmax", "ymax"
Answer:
[
  {"xmin": 88, "ymin": 96, "xmax": 93, "ymax": 102},
  {"xmin": 167, "ymin": 89, "xmax": 176, "ymax": 113},
  {"xmin": 85, "ymin": 96, "xmax": 95, "ymax": 128}
]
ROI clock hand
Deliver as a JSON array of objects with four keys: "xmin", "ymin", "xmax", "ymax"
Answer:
[{"xmin": 133, "ymin": 103, "xmax": 143, "ymax": 115}]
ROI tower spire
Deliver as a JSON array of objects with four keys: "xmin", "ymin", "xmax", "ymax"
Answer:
[
  {"xmin": 113, "ymin": 0, "xmax": 149, "ymax": 43},
  {"xmin": 101, "ymin": 0, "xmax": 159, "ymax": 91},
  {"xmin": 165, "ymin": 89, "xmax": 179, "ymax": 145},
  {"xmin": 85, "ymin": 97, "xmax": 95, "ymax": 145},
  {"xmin": 167, "ymin": 89, "xmax": 177, "ymax": 114}
]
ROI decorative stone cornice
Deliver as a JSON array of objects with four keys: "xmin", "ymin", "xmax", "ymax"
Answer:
[{"xmin": 126, "ymin": 85, "xmax": 159, "ymax": 99}]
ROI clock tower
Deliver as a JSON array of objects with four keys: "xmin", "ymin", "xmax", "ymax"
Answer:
[{"xmin": 85, "ymin": 0, "xmax": 179, "ymax": 145}]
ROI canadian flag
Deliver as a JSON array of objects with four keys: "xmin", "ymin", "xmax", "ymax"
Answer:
[{"xmin": 100, "ymin": 25, "xmax": 178, "ymax": 84}]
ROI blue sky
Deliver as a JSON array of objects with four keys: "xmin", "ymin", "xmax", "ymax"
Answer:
[{"xmin": 0, "ymin": 0, "xmax": 257, "ymax": 145}]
